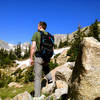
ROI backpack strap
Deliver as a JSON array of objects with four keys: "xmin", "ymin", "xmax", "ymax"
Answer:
[{"xmin": 39, "ymin": 31, "xmax": 44, "ymax": 35}]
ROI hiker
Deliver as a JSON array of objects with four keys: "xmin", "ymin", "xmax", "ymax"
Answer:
[{"xmin": 30, "ymin": 21, "xmax": 54, "ymax": 97}]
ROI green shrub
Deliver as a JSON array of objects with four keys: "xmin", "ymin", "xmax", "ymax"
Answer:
[
  {"xmin": 48, "ymin": 61, "xmax": 58, "ymax": 71},
  {"xmin": 0, "ymin": 80, "xmax": 5, "ymax": 88},
  {"xmin": 24, "ymin": 66, "xmax": 34, "ymax": 83},
  {"xmin": 0, "ymin": 70, "xmax": 12, "ymax": 88},
  {"xmin": 13, "ymin": 68, "xmax": 22, "ymax": 76},
  {"xmin": 11, "ymin": 68, "xmax": 23, "ymax": 82},
  {"xmin": 15, "ymin": 68, "xmax": 23, "ymax": 82}
]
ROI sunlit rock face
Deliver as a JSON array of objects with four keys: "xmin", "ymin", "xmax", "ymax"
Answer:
[{"xmin": 69, "ymin": 37, "xmax": 100, "ymax": 100}]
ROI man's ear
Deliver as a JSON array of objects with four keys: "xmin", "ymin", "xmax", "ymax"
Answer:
[{"xmin": 40, "ymin": 25, "xmax": 42, "ymax": 29}]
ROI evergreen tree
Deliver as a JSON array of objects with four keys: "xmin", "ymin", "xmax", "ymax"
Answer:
[
  {"xmin": 23, "ymin": 44, "xmax": 31, "ymax": 59},
  {"xmin": 63, "ymin": 34, "xmax": 70, "ymax": 46},
  {"xmin": 67, "ymin": 25, "xmax": 85, "ymax": 62},
  {"xmin": 0, "ymin": 49, "xmax": 4, "ymax": 67},
  {"xmin": 67, "ymin": 34, "xmax": 69, "ymax": 44},
  {"xmin": 0, "ymin": 49, "xmax": 14, "ymax": 68},
  {"xmin": 88, "ymin": 19, "xmax": 100, "ymax": 41},
  {"xmin": 9, "ymin": 50, "xmax": 16, "ymax": 60},
  {"xmin": 58, "ymin": 39, "xmax": 63, "ymax": 48},
  {"xmin": 54, "ymin": 44, "xmax": 57, "ymax": 49},
  {"xmin": 15, "ymin": 43, "xmax": 22, "ymax": 59},
  {"xmin": 23, "ymin": 46, "xmax": 29, "ymax": 59}
]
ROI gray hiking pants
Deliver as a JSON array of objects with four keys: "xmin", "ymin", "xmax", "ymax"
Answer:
[{"xmin": 34, "ymin": 56, "xmax": 51, "ymax": 97}]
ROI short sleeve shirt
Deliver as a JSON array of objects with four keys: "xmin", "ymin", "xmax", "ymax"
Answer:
[{"xmin": 31, "ymin": 31, "xmax": 48, "ymax": 51}]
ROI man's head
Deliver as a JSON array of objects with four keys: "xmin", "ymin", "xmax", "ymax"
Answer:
[{"xmin": 38, "ymin": 21, "xmax": 47, "ymax": 31}]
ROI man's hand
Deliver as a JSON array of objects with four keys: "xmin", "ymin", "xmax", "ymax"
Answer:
[{"xmin": 30, "ymin": 59, "xmax": 34, "ymax": 66}]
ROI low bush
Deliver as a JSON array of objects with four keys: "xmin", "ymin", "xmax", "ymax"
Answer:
[
  {"xmin": 24, "ymin": 66, "xmax": 34, "ymax": 83},
  {"xmin": 48, "ymin": 61, "xmax": 58, "ymax": 71},
  {"xmin": 0, "ymin": 70, "xmax": 12, "ymax": 88}
]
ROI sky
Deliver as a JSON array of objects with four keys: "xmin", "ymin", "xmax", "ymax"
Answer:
[{"xmin": 0, "ymin": 0, "xmax": 100, "ymax": 44}]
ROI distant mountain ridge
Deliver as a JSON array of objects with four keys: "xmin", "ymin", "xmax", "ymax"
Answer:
[
  {"xmin": 0, "ymin": 40, "xmax": 30, "ymax": 52},
  {"xmin": 0, "ymin": 40, "xmax": 14, "ymax": 50}
]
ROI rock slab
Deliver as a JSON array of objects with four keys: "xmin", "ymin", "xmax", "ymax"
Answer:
[{"xmin": 69, "ymin": 37, "xmax": 100, "ymax": 100}]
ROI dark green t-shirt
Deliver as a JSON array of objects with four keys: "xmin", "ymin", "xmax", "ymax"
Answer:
[{"xmin": 31, "ymin": 31, "xmax": 48, "ymax": 51}]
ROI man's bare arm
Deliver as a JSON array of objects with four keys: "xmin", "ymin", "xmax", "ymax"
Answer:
[{"xmin": 30, "ymin": 41, "xmax": 36, "ymax": 65}]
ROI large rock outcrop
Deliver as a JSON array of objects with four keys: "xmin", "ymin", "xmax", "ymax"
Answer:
[
  {"xmin": 52, "ymin": 47, "xmax": 70, "ymax": 65},
  {"xmin": 41, "ymin": 62, "xmax": 73, "ymax": 99},
  {"xmin": 55, "ymin": 63, "xmax": 72, "ymax": 83},
  {"xmin": 46, "ymin": 62, "xmax": 73, "ymax": 82},
  {"xmin": 56, "ymin": 49, "xmax": 70, "ymax": 65},
  {"xmin": 69, "ymin": 37, "xmax": 100, "ymax": 100}
]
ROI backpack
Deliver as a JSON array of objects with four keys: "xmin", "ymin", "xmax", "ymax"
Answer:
[{"xmin": 39, "ymin": 31, "xmax": 54, "ymax": 61}]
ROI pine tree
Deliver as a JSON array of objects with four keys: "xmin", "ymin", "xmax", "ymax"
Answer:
[
  {"xmin": 54, "ymin": 44, "xmax": 57, "ymax": 49},
  {"xmin": 23, "ymin": 46, "xmax": 28, "ymax": 59},
  {"xmin": 63, "ymin": 34, "xmax": 69, "ymax": 46},
  {"xmin": 88, "ymin": 19, "xmax": 100, "ymax": 41},
  {"xmin": 15, "ymin": 43, "xmax": 22, "ymax": 59},
  {"xmin": 67, "ymin": 34, "xmax": 69, "ymax": 44},
  {"xmin": 58, "ymin": 39, "xmax": 63, "ymax": 48},
  {"xmin": 22, "ymin": 44, "xmax": 31, "ymax": 59},
  {"xmin": 9, "ymin": 50, "xmax": 16, "ymax": 60},
  {"xmin": 67, "ymin": 25, "xmax": 85, "ymax": 62},
  {"xmin": 0, "ymin": 49, "xmax": 14, "ymax": 68}
]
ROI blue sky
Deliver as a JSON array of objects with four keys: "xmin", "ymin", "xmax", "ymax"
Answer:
[{"xmin": 0, "ymin": 0, "xmax": 100, "ymax": 44}]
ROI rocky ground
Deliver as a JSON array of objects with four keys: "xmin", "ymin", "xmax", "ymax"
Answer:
[{"xmin": 0, "ymin": 37, "xmax": 100, "ymax": 100}]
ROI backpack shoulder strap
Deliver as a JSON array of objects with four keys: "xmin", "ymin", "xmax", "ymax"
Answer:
[{"xmin": 39, "ymin": 31, "xmax": 44, "ymax": 35}]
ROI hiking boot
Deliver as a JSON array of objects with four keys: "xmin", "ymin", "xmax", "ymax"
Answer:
[{"xmin": 41, "ymin": 77, "xmax": 47, "ymax": 88}]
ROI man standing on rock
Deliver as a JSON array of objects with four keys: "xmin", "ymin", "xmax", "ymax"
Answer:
[{"xmin": 30, "ymin": 21, "xmax": 54, "ymax": 97}]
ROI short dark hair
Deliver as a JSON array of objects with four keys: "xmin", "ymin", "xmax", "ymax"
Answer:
[{"xmin": 39, "ymin": 21, "xmax": 47, "ymax": 30}]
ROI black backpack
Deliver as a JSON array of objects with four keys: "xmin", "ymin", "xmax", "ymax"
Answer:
[{"xmin": 39, "ymin": 31, "xmax": 54, "ymax": 61}]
